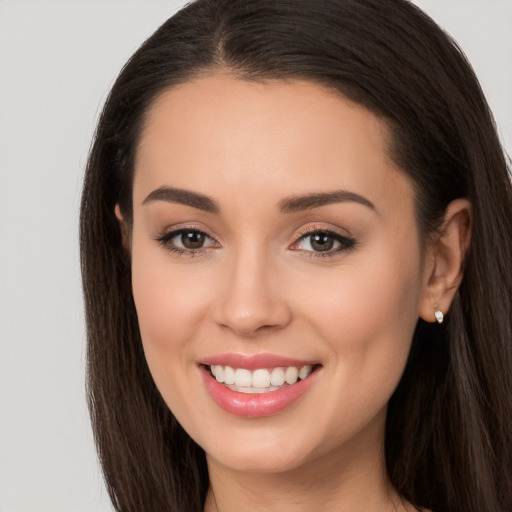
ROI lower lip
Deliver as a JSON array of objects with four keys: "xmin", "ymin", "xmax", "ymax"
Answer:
[{"xmin": 200, "ymin": 365, "xmax": 319, "ymax": 417}]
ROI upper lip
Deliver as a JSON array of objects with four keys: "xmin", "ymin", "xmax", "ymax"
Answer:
[{"xmin": 198, "ymin": 353, "xmax": 319, "ymax": 370}]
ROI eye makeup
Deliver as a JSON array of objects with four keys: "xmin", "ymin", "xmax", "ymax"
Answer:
[
  {"xmin": 153, "ymin": 222, "xmax": 357, "ymax": 259},
  {"xmin": 289, "ymin": 226, "xmax": 357, "ymax": 258},
  {"xmin": 154, "ymin": 225, "xmax": 219, "ymax": 257}
]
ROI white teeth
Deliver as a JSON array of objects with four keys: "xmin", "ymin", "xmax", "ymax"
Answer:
[
  {"xmin": 208, "ymin": 364, "xmax": 315, "ymax": 390},
  {"xmin": 252, "ymin": 369, "xmax": 271, "ymax": 388},
  {"xmin": 223, "ymin": 365, "xmax": 235, "ymax": 385},
  {"xmin": 285, "ymin": 366, "xmax": 299, "ymax": 385},
  {"xmin": 234, "ymin": 368, "xmax": 252, "ymax": 387},
  {"xmin": 270, "ymin": 367, "xmax": 285, "ymax": 386},
  {"xmin": 299, "ymin": 365, "xmax": 313, "ymax": 380},
  {"xmin": 231, "ymin": 385, "xmax": 281, "ymax": 394},
  {"xmin": 214, "ymin": 365, "xmax": 224, "ymax": 383}
]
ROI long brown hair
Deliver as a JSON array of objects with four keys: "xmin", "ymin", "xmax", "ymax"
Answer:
[{"xmin": 80, "ymin": 1, "xmax": 512, "ymax": 511}]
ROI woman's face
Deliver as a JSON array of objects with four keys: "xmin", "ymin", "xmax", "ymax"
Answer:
[{"xmin": 127, "ymin": 75, "xmax": 431, "ymax": 473}]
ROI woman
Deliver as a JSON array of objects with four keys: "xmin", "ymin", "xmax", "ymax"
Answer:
[{"xmin": 80, "ymin": 1, "xmax": 512, "ymax": 511}]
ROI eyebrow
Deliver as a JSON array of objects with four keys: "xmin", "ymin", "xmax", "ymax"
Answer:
[
  {"xmin": 279, "ymin": 190, "xmax": 376, "ymax": 214},
  {"xmin": 142, "ymin": 186, "xmax": 220, "ymax": 214},
  {"xmin": 142, "ymin": 186, "xmax": 376, "ymax": 215}
]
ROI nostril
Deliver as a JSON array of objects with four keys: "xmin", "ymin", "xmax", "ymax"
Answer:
[
  {"xmin": 213, "ymin": 268, "xmax": 293, "ymax": 336},
  {"xmin": 217, "ymin": 321, "xmax": 285, "ymax": 338}
]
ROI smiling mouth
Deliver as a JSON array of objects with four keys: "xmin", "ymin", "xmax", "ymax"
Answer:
[{"xmin": 206, "ymin": 364, "xmax": 317, "ymax": 394}]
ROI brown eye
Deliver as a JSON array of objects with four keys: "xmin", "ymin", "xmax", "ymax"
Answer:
[
  {"xmin": 181, "ymin": 230, "xmax": 205, "ymax": 249},
  {"xmin": 310, "ymin": 233, "xmax": 335, "ymax": 252},
  {"xmin": 156, "ymin": 228, "xmax": 218, "ymax": 255},
  {"xmin": 291, "ymin": 229, "xmax": 356, "ymax": 256}
]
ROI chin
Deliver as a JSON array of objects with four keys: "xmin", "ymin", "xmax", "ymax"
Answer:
[{"xmin": 205, "ymin": 439, "xmax": 314, "ymax": 474}]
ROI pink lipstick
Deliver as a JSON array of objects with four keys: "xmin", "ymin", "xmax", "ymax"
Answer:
[{"xmin": 198, "ymin": 353, "xmax": 321, "ymax": 417}]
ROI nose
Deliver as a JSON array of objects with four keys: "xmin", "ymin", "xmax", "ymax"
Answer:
[{"xmin": 213, "ymin": 246, "xmax": 292, "ymax": 338}]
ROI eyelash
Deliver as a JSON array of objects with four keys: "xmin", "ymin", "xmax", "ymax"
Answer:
[
  {"xmin": 154, "ymin": 227, "xmax": 218, "ymax": 257},
  {"xmin": 154, "ymin": 226, "xmax": 356, "ymax": 258},
  {"xmin": 291, "ymin": 227, "xmax": 356, "ymax": 258}
]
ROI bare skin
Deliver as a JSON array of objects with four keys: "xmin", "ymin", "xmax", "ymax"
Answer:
[{"xmin": 118, "ymin": 74, "xmax": 471, "ymax": 512}]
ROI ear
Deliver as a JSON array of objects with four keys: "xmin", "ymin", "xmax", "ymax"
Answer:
[
  {"xmin": 115, "ymin": 204, "xmax": 131, "ymax": 252},
  {"xmin": 418, "ymin": 198, "xmax": 472, "ymax": 323}
]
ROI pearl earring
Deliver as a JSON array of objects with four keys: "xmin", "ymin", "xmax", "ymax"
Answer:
[{"xmin": 434, "ymin": 305, "xmax": 444, "ymax": 324}]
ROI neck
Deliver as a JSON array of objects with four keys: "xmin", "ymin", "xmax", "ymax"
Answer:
[{"xmin": 204, "ymin": 416, "xmax": 415, "ymax": 512}]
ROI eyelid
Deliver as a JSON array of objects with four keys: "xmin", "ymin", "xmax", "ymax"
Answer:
[
  {"xmin": 154, "ymin": 224, "xmax": 220, "ymax": 255},
  {"xmin": 293, "ymin": 223, "xmax": 352, "ymax": 240},
  {"xmin": 289, "ymin": 224, "xmax": 356, "ymax": 256},
  {"xmin": 153, "ymin": 222, "xmax": 356, "ymax": 258}
]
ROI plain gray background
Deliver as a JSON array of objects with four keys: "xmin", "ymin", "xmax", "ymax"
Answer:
[{"xmin": 0, "ymin": 1, "xmax": 510, "ymax": 511}]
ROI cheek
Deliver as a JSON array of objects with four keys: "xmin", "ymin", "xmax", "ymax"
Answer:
[
  {"xmin": 343, "ymin": 261, "xmax": 421, "ymax": 345},
  {"xmin": 298, "ymin": 245, "xmax": 423, "ymax": 413},
  {"xmin": 133, "ymin": 261, "xmax": 204, "ymax": 344},
  {"xmin": 129, "ymin": 245, "xmax": 221, "ymax": 441},
  {"xmin": 298, "ymin": 248, "xmax": 422, "ymax": 340},
  {"xmin": 130, "ymin": 238, "xmax": 214, "ymax": 380}
]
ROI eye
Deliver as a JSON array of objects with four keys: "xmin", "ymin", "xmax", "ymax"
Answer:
[
  {"xmin": 156, "ymin": 228, "xmax": 218, "ymax": 254},
  {"xmin": 291, "ymin": 229, "xmax": 355, "ymax": 255},
  {"xmin": 176, "ymin": 230, "xmax": 207, "ymax": 249}
]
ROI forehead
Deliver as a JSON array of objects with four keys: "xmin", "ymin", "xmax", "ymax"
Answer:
[{"xmin": 134, "ymin": 74, "xmax": 412, "ymax": 213}]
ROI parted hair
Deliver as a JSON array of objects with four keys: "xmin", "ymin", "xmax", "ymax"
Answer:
[{"xmin": 80, "ymin": 1, "xmax": 512, "ymax": 511}]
